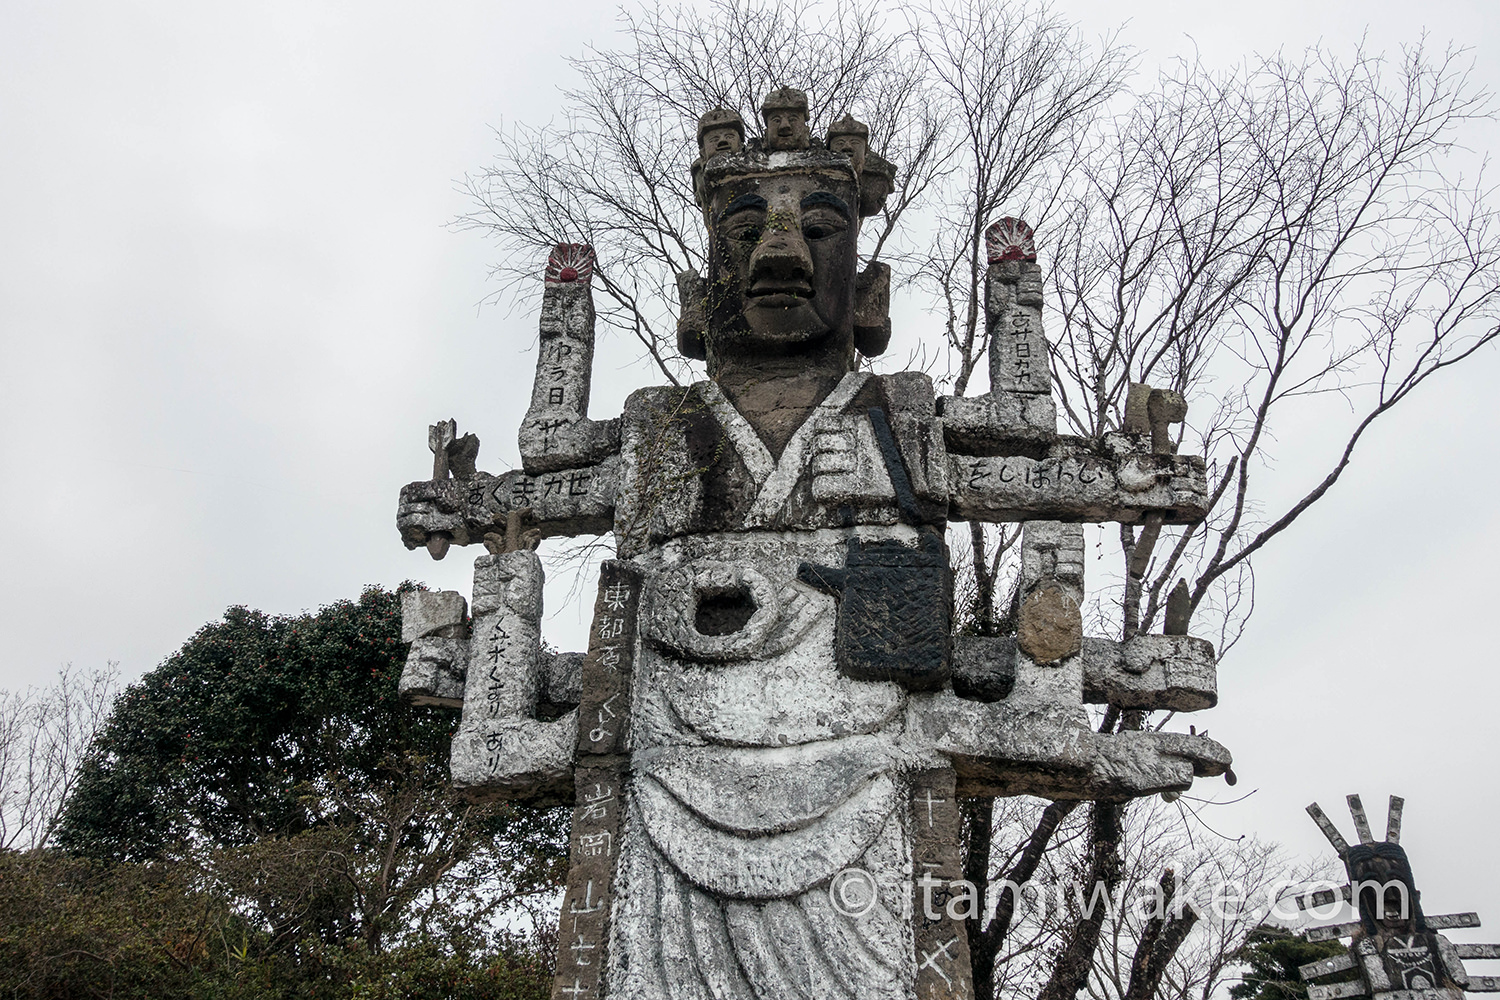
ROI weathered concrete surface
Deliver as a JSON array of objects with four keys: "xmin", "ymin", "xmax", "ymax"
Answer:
[
  {"xmin": 906, "ymin": 689, "xmax": 1231, "ymax": 800},
  {"xmin": 398, "ymin": 589, "xmax": 469, "ymax": 706},
  {"xmin": 519, "ymin": 264, "xmax": 622, "ymax": 474},
  {"xmin": 987, "ymin": 258, "xmax": 1049, "ymax": 395},
  {"xmin": 397, "ymin": 458, "xmax": 618, "ymax": 551},
  {"xmin": 450, "ymin": 713, "xmax": 577, "ymax": 803},
  {"xmin": 395, "ymin": 88, "xmax": 1236, "ymax": 1000},
  {"xmin": 950, "ymin": 635, "xmax": 1218, "ymax": 713},
  {"xmin": 949, "ymin": 447, "xmax": 1209, "ymax": 524}
]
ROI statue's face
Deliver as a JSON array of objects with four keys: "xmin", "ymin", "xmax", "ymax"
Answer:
[
  {"xmin": 1349, "ymin": 853, "xmax": 1417, "ymax": 933},
  {"xmin": 704, "ymin": 169, "xmax": 859, "ymax": 366},
  {"xmin": 763, "ymin": 110, "xmax": 809, "ymax": 151},
  {"xmin": 701, "ymin": 126, "xmax": 742, "ymax": 158},
  {"xmin": 828, "ymin": 133, "xmax": 867, "ymax": 175}
]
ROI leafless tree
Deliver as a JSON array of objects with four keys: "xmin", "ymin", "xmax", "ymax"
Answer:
[
  {"xmin": 1047, "ymin": 42, "xmax": 1500, "ymax": 655},
  {"xmin": 458, "ymin": 0, "xmax": 947, "ymax": 385},
  {"xmin": 968, "ymin": 794, "xmax": 1341, "ymax": 1000},
  {"xmin": 0, "ymin": 663, "xmax": 120, "ymax": 852},
  {"xmin": 461, "ymin": 3, "xmax": 1500, "ymax": 998},
  {"xmin": 954, "ymin": 37, "xmax": 1498, "ymax": 1000}
]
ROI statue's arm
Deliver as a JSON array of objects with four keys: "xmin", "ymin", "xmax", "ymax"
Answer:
[
  {"xmin": 907, "ymin": 690, "xmax": 1231, "ymax": 800},
  {"xmin": 945, "ymin": 437, "xmax": 1209, "ymax": 526},
  {"xmin": 397, "ymin": 455, "xmax": 619, "ymax": 555},
  {"xmin": 932, "ymin": 225, "xmax": 1209, "ymax": 526}
]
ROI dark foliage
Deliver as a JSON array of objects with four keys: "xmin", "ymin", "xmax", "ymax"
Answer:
[
  {"xmin": 1229, "ymin": 926, "xmax": 1355, "ymax": 1000},
  {"xmin": 55, "ymin": 587, "xmax": 450, "ymax": 859},
  {"xmin": 19, "ymin": 585, "xmax": 566, "ymax": 998}
]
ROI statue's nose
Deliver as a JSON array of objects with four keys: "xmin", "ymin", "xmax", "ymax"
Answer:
[{"xmin": 749, "ymin": 227, "xmax": 814, "ymax": 286}]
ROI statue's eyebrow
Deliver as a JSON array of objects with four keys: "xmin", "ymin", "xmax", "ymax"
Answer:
[
  {"xmin": 801, "ymin": 192, "xmax": 851, "ymax": 219},
  {"xmin": 721, "ymin": 194, "xmax": 768, "ymax": 220}
]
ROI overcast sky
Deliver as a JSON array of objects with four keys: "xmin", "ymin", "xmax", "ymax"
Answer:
[{"xmin": 3, "ymin": 0, "xmax": 1497, "ymax": 939}]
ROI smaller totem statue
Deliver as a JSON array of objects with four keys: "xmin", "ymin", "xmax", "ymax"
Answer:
[{"xmin": 1295, "ymin": 795, "xmax": 1500, "ymax": 1000}]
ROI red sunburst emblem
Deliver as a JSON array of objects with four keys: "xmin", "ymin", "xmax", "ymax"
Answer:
[
  {"xmin": 985, "ymin": 218, "xmax": 1037, "ymax": 264},
  {"xmin": 545, "ymin": 243, "xmax": 596, "ymax": 284}
]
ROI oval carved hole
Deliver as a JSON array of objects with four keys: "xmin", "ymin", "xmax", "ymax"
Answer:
[{"xmin": 694, "ymin": 584, "xmax": 758, "ymax": 636}]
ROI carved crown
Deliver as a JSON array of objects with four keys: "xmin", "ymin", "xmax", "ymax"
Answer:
[{"xmin": 692, "ymin": 88, "xmax": 897, "ymax": 218}]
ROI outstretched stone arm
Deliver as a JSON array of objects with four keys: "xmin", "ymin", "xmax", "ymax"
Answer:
[
  {"xmin": 519, "ymin": 246, "xmax": 621, "ymax": 474},
  {"xmin": 396, "ymin": 457, "xmax": 619, "ymax": 554},
  {"xmin": 906, "ymin": 691, "xmax": 1231, "ymax": 801},
  {"xmin": 946, "ymin": 440, "xmax": 1208, "ymax": 525},
  {"xmin": 939, "ymin": 220, "xmax": 1207, "ymax": 526},
  {"xmin": 951, "ymin": 634, "xmax": 1217, "ymax": 713},
  {"xmin": 398, "ymin": 244, "xmax": 624, "ymax": 559}
]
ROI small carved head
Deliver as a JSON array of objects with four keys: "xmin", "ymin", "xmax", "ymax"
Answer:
[
  {"xmin": 761, "ymin": 86, "xmax": 810, "ymax": 151},
  {"xmin": 826, "ymin": 114, "xmax": 869, "ymax": 175},
  {"xmin": 697, "ymin": 106, "xmax": 745, "ymax": 159}
]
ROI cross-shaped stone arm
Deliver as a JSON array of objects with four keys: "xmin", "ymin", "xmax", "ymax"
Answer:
[
  {"xmin": 896, "ymin": 222, "xmax": 1227, "ymax": 799},
  {"xmin": 394, "ymin": 247, "xmax": 642, "ymax": 803},
  {"xmin": 912, "ymin": 510, "xmax": 1228, "ymax": 802},
  {"xmin": 938, "ymin": 232, "xmax": 1206, "ymax": 526},
  {"xmin": 397, "ymin": 460, "xmax": 618, "ymax": 557},
  {"xmin": 399, "ymin": 246, "xmax": 622, "ymax": 561}
]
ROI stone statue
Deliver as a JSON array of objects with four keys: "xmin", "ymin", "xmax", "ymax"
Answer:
[
  {"xmin": 1295, "ymin": 795, "xmax": 1500, "ymax": 999},
  {"xmin": 698, "ymin": 106, "xmax": 745, "ymax": 159},
  {"xmin": 826, "ymin": 114, "xmax": 869, "ymax": 175},
  {"xmin": 396, "ymin": 90, "xmax": 1233, "ymax": 1000},
  {"xmin": 760, "ymin": 85, "xmax": 811, "ymax": 151}
]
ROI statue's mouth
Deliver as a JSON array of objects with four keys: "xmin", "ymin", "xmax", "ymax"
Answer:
[{"xmin": 748, "ymin": 281, "xmax": 813, "ymax": 307}]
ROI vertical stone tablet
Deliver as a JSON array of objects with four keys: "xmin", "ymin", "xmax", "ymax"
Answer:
[
  {"xmin": 911, "ymin": 768, "xmax": 976, "ymax": 1000},
  {"xmin": 985, "ymin": 219, "xmax": 1051, "ymax": 396},
  {"xmin": 522, "ymin": 244, "xmax": 600, "ymax": 473},
  {"xmin": 551, "ymin": 561, "xmax": 642, "ymax": 1000},
  {"xmin": 464, "ymin": 551, "xmax": 544, "ymax": 727}
]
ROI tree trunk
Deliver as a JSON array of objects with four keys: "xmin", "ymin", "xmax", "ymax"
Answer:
[
  {"xmin": 1036, "ymin": 799, "xmax": 1126, "ymax": 1000},
  {"xmin": 1125, "ymin": 869, "xmax": 1200, "ymax": 1000}
]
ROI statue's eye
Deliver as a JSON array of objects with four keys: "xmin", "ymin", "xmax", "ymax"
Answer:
[
  {"xmin": 725, "ymin": 217, "xmax": 763, "ymax": 243},
  {"xmin": 803, "ymin": 214, "xmax": 846, "ymax": 241}
]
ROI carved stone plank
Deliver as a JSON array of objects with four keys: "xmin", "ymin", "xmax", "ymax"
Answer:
[
  {"xmin": 1301, "ymin": 952, "xmax": 1359, "ymax": 980},
  {"xmin": 551, "ymin": 562, "xmax": 642, "ymax": 999},
  {"xmin": 911, "ymin": 768, "xmax": 975, "ymax": 1000},
  {"xmin": 1307, "ymin": 921, "xmax": 1364, "ymax": 943},
  {"xmin": 986, "ymin": 257, "xmax": 1049, "ymax": 395},
  {"xmin": 520, "ymin": 258, "xmax": 624, "ymax": 475},
  {"xmin": 575, "ymin": 561, "xmax": 642, "ymax": 760},
  {"xmin": 948, "ymin": 451, "xmax": 1208, "ymax": 525},
  {"xmin": 1308, "ymin": 980, "xmax": 1369, "ymax": 1000},
  {"xmin": 951, "ymin": 634, "xmax": 1218, "ymax": 713},
  {"xmin": 552, "ymin": 764, "xmax": 626, "ymax": 1000},
  {"xmin": 397, "ymin": 459, "xmax": 618, "ymax": 552},
  {"xmin": 1297, "ymin": 882, "xmax": 1354, "ymax": 911}
]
